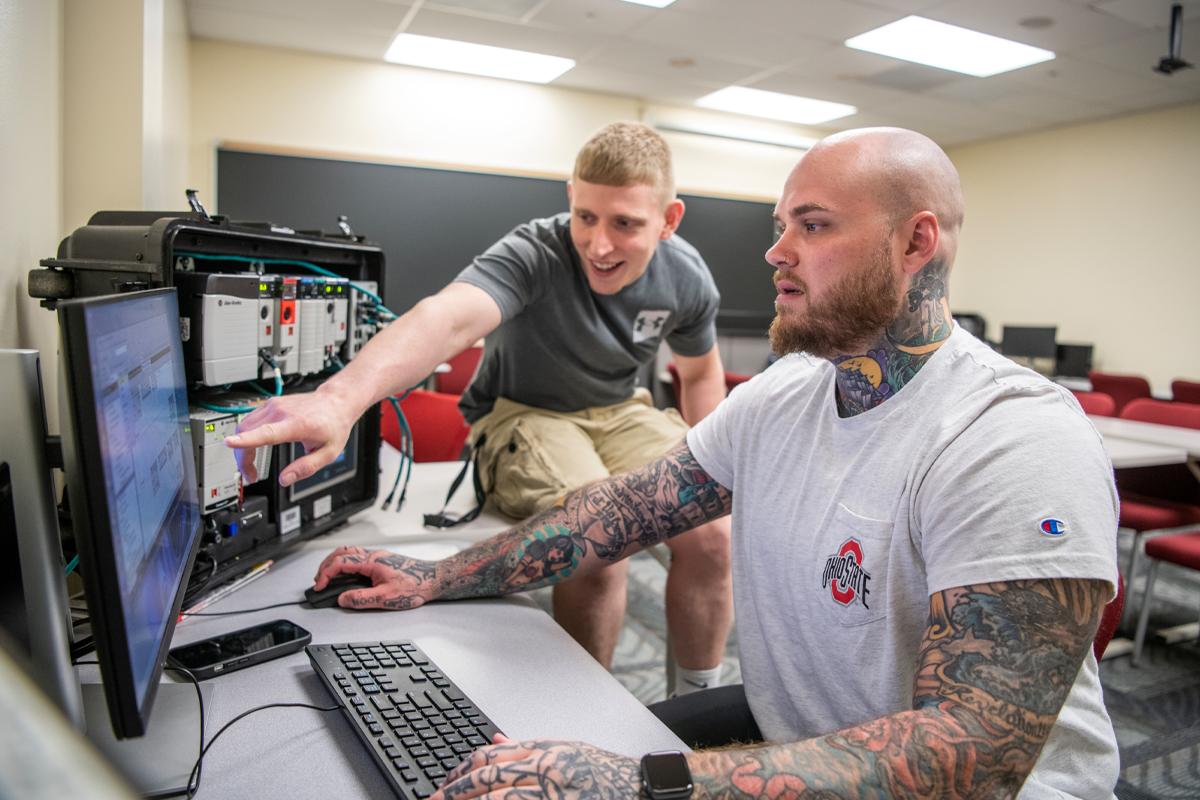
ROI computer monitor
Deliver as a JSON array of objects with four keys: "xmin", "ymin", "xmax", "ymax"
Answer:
[
  {"xmin": 0, "ymin": 351, "xmax": 82, "ymax": 723},
  {"xmin": 1055, "ymin": 343, "xmax": 1094, "ymax": 379},
  {"xmin": 1000, "ymin": 325, "xmax": 1058, "ymax": 359},
  {"xmin": 57, "ymin": 288, "xmax": 203, "ymax": 739}
]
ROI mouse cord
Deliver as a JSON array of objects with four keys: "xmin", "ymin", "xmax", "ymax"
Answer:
[
  {"xmin": 185, "ymin": 701, "xmax": 340, "ymax": 798},
  {"xmin": 181, "ymin": 600, "xmax": 303, "ymax": 617}
]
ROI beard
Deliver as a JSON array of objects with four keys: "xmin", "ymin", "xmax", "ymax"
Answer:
[{"xmin": 768, "ymin": 238, "xmax": 902, "ymax": 359}]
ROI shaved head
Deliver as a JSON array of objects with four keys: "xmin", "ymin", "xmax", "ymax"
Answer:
[
  {"xmin": 801, "ymin": 127, "xmax": 964, "ymax": 263},
  {"xmin": 767, "ymin": 126, "xmax": 963, "ymax": 367}
]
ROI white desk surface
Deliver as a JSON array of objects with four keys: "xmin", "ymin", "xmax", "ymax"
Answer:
[
  {"xmin": 164, "ymin": 451, "xmax": 684, "ymax": 799},
  {"xmin": 1089, "ymin": 415, "xmax": 1200, "ymax": 460},
  {"xmin": 1101, "ymin": 436, "xmax": 1189, "ymax": 469}
]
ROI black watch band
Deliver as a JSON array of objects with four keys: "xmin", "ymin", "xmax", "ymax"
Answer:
[{"xmin": 640, "ymin": 750, "xmax": 694, "ymax": 799}]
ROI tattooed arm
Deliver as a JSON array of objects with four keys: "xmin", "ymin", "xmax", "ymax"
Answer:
[
  {"xmin": 311, "ymin": 442, "xmax": 731, "ymax": 610},
  {"xmin": 685, "ymin": 577, "xmax": 1108, "ymax": 799},
  {"xmin": 429, "ymin": 578, "xmax": 1107, "ymax": 799}
]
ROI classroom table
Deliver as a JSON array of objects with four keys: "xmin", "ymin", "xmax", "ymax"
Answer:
[
  {"xmin": 1090, "ymin": 415, "xmax": 1200, "ymax": 480},
  {"xmin": 1088, "ymin": 416, "xmax": 1200, "ymax": 657}
]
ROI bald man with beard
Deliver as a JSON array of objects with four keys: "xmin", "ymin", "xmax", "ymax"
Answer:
[{"xmin": 312, "ymin": 128, "xmax": 1120, "ymax": 799}]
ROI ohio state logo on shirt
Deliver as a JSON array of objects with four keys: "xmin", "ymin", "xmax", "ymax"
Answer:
[{"xmin": 821, "ymin": 537, "xmax": 872, "ymax": 609}]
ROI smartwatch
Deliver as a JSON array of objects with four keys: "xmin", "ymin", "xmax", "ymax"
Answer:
[{"xmin": 640, "ymin": 750, "xmax": 694, "ymax": 799}]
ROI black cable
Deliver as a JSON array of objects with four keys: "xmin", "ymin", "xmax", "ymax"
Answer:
[
  {"xmin": 186, "ymin": 701, "xmax": 340, "ymax": 798},
  {"xmin": 182, "ymin": 600, "xmax": 303, "ymax": 617},
  {"xmin": 162, "ymin": 665, "xmax": 206, "ymax": 797}
]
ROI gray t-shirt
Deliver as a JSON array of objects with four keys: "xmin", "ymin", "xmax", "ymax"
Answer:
[
  {"xmin": 454, "ymin": 213, "xmax": 719, "ymax": 423},
  {"xmin": 687, "ymin": 325, "xmax": 1120, "ymax": 799}
]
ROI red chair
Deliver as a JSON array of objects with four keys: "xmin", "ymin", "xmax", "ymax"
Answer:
[
  {"xmin": 1122, "ymin": 397, "xmax": 1200, "ymax": 429},
  {"xmin": 1095, "ymin": 572, "xmax": 1125, "ymax": 661},
  {"xmin": 1114, "ymin": 398, "xmax": 1200, "ymax": 625},
  {"xmin": 1071, "ymin": 390, "xmax": 1116, "ymax": 417},
  {"xmin": 1088, "ymin": 370, "xmax": 1152, "ymax": 415},
  {"xmin": 665, "ymin": 362, "xmax": 752, "ymax": 408},
  {"xmin": 1171, "ymin": 379, "xmax": 1200, "ymax": 405},
  {"xmin": 380, "ymin": 389, "xmax": 470, "ymax": 462},
  {"xmin": 1133, "ymin": 530, "xmax": 1200, "ymax": 665},
  {"xmin": 434, "ymin": 346, "xmax": 483, "ymax": 395}
]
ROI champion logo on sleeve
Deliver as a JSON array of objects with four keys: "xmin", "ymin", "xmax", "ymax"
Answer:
[{"xmin": 1039, "ymin": 518, "xmax": 1068, "ymax": 537}]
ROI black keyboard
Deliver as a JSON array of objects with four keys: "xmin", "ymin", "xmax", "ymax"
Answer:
[{"xmin": 306, "ymin": 641, "xmax": 502, "ymax": 799}]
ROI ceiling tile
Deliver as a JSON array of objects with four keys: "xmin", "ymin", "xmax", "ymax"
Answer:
[
  {"xmin": 674, "ymin": 0, "xmax": 902, "ymax": 43},
  {"xmin": 578, "ymin": 40, "xmax": 766, "ymax": 88},
  {"xmin": 1008, "ymin": 52, "xmax": 1192, "ymax": 102},
  {"xmin": 406, "ymin": 7, "xmax": 606, "ymax": 58},
  {"xmin": 926, "ymin": 0, "xmax": 1145, "ymax": 51},
  {"xmin": 551, "ymin": 62, "xmax": 711, "ymax": 105},
  {"xmin": 846, "ymin": 0, "xmax": 950, "ymax": 13},
  {"xmin": 1073, "ymin": 29, "xmax": 1200, "ymax": 96},
  {"xmin": 527, "ymin": 0, "xmax": 661, "ymax": 36},
  {"xmin": 424, "ymin": 0, "xmax": 546, "ymax": 22},
  {"xmin": 623, "ymin": 7, "xmax": 828, "ymax": 69},
  {"xmin": 752, "ymin": 68, "xmax": 931, "ymax": 110},
  {"xmin": 1089, "ymin": 0, "xmax": 1200, "ymax": 29},
  {"xmin": 787, "ymin": 42, "xmax": 933, "ymax": 79}
]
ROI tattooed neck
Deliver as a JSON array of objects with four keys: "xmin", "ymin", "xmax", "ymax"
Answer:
[{"xmin": 832, "ymin": 258, "xmax": 953, "ymax": 418}]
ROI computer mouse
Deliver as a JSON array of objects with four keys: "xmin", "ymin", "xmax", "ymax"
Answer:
[{"xmin": 304, "ymin": 573, "xmax": 375, "ymax": 608}]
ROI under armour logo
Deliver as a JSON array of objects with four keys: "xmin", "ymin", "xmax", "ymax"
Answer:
[{"xmin": 633, "ymin": 310, "xmax": 670, "ymax": 343}]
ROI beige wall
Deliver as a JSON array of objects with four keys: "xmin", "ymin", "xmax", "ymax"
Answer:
[
  {"xmin": 1, "ymin": 0, "xmax": 63, "ymax": 424},
  {"xmin": 0, "ymin": 0, "xmax": 190, "ymax": 429},
  {"xmin": 949, "ymin": 102, "xmax": 1200, "ymax": 393},
  {"xmin": 62, "ymin": 0, "xmax": 191, "ymax": 233},
  {"xmin": 187, "ymin": 39, "xmax": 809, "ymax": 208}
]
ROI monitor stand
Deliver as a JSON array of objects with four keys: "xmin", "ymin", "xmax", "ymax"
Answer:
[{"xmin": 82, "ymin": 682, "xmax": 213, "ymax": 799}]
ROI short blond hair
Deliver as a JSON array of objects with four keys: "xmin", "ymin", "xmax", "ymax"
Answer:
[{"xmin": 573, "ymin": 122, "xmax": 675, "ymax": 205}]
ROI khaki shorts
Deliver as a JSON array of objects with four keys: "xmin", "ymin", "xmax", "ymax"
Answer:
[{"xmin": 470, "ymin": 388, "xmax": 690, "ymax": 520}]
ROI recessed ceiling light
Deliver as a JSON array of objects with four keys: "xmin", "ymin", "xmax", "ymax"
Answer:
[
  {"xmin": 384, "ymin": 33, "xmax": 575, "ymax": 84},
  {"xmin": 618, "ymin": 0, "xmax": 678, "ymax": 7},
  {"xmin": 845, "ymin": 16, "xmax": 1055, "ymax": 77},
  {"xmin": 695, "ymin": 87, "xmax": 856, "ymax": 125}
]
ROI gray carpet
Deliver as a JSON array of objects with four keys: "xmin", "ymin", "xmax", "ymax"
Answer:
[{"xmin": 532, "ymin": 536, "xmax": 1200, "ymax": 799}]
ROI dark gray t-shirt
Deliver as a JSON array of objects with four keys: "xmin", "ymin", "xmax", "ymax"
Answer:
[{"xmin": 455, "ymin": 213, "xmax": 719, "ymax": 423}]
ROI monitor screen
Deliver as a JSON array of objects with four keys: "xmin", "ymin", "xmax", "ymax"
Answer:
[
  {"xmin": 1001, "ymin": 325, "xmax": 1058, "ymax": 360},
  {"xmin": 1055, "ymin": 343, "xmax": 1094, "ymax": 379},
  {"xmin": 58, "ymin": 288, "xmax": 202, "ymax": 738}
]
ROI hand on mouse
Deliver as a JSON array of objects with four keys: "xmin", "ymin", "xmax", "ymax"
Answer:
[{"xmin": 313, "ymin": 546, "xmax": 440, "ymax": 610}]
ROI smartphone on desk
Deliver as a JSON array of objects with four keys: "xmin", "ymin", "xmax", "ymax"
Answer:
[{"xmin": 167, "ymin": 619, "xmax": 311, "ymax": 680}]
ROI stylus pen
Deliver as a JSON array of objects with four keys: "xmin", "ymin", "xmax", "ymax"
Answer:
[{"xmin": 179, "ymin": 560, "xmax": 274, "ymax": 619}]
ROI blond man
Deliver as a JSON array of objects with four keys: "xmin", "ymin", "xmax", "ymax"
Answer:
[{"xmin": 228, "ymin": 122, "xmax": 733, "ymax": 692}]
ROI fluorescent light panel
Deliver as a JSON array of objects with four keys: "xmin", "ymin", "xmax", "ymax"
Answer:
[
  {"xmin": 384, "ymin": 33, "xmax": 574, "ymax": 84},
  {"xmin": 695, "ymin": 87, "xmax": 856, "ymax": 125},
  {"xmin": 845, "ymin": 16, "xmax": 1055, "ymax": 77},
  {"xmin": 618, "ymin": 0, "xmax": 678, "ymax": 7}
]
